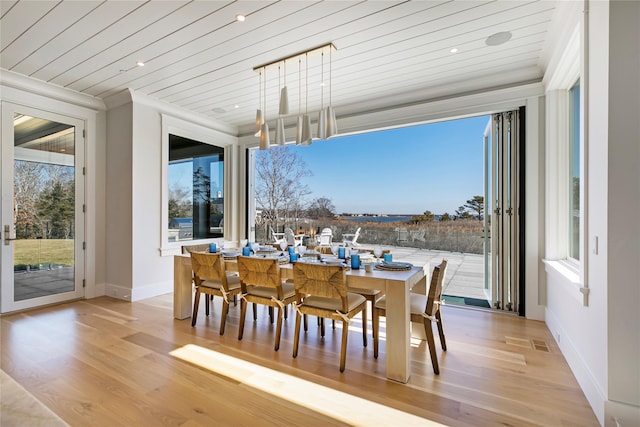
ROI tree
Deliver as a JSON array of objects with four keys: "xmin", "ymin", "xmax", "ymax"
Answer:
[
  {"xmin": 14, "ymin": 161, "xmax": 44, "ymax": 239},
  {"xmin": 440, "ymin": 212, "xmax": 452, "ymax": 221},
  {"xmin": 168, "ymin": 184, "xmax": 192, "ymax": 220},
  {"xmin": 37, "ymin": 180, "xmax": 74, "ymax": 239},
  {"xmin": 464, "ymin": 195, "xmax": 484, "ymax": 221},
  {"xmin": 255, "ymin": 146, "xmax": 311, "ymax": 231},
  {"xmin": 455, "ymin": 205, "xmax": 471, "ymax": 220},
  {"xmin": 307, "ymin": 197, "xmax": 336, "ymax": 219},
  {"xmin": 411, "ymin": 210, "xmax": 435, "ymax": 223}
]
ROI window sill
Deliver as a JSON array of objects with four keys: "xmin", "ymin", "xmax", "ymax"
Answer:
[
  {"xmin": 160, "ymin": 245, "xmax": 182, "ymax": 257},
  {"xmin": 543, "ymin": 259, "xmax": 589, "ymax": 306}
]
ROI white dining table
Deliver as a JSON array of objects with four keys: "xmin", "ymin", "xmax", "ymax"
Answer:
[{"xmin": 173, "ymin": 254, "xmax": 425, "ymax": 383}]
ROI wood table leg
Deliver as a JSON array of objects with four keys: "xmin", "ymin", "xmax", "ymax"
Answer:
[
  {"xmin": 384, "ymin": 280, "xmax": 411, "ymax": 383},
  {"xmin": 174, "ymin": 256, "xmax": 193, "ymax": 320}
]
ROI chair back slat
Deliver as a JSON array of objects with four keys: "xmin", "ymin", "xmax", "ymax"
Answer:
[
  {"xmin": 237, "ymin": 256, "xmax": 281, "ymax": 288},
  {"xmin": 293, "ymin": 263, "xmax": 348, "ymax": 310},
  {"xmin": 191, "ymin": 252, "xmax": 226, "ymax": 286},
  {"xmin": 426, "ymin": 259, "xmax": 448, "ymax": 316}
]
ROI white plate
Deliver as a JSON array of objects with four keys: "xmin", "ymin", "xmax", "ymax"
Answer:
[{"xmin": 297, "ymin": 258, "xmax": 322, "ymax": 264}]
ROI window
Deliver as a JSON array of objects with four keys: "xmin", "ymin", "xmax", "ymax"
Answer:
[
  {"xmin": 568, "ymin": 80, "xmax": 580, "ymax": 260},
  {"xmin": 168, "ymin": 134, "xmax": 224, "ymax": 242}
]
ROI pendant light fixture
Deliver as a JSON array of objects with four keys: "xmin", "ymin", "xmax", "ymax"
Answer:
[
  {"xmin": 259, "ymin": 69, "xmax": 270, "ymax": 150},
  {"xmin": 253, "ymin": 42, "xmax": 337, "ymax": 148},
  {"xmin": 295, "ymin": 58, "xmax": 303, "ymax": 145},
  {"xmin": 326, "ymin": 45, "xmax": 338, "ymax": 138},
  {"xmin": 279, "ymin": 60, "xmax": 289, "ymax": 115},
  {"xmin": 316, "ymin": 49, "xmax": 327, "ymax": 140},
  {"xmin": 255, "ymin": 69, "xmax": 263, "ymax": 137},
  {"xmin": 300, "ymin": 52, "xmax": 313, "ymax": 145},
  {"xmin": 275, "ymin": 64, "xmax": 286, "ymax": 145}
]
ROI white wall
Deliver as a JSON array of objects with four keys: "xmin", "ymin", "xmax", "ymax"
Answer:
[
  {"xmin": 605, "ymin": 0, "xmax": 640, "ymax": 423},
  {"xmin": 130, "ymin": 101, "xmax": 173, "ymax": 300},
  {"xmin": 544, "ymin": 1, "xmax": 640, "ymax": 425},
  {"xmin": 93, "ymin": 109, "xmax": 107, "ymax": 297},
  {"xmin": 105, "ymin": 102, "xmax": 134, "ymax": 298},
  {"xmin": 103, "ymin": 90, "xmax": 238, "ymax": 301}
]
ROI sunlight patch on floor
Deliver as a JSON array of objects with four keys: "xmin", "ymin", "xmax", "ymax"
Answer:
[
  {"xmin": 170, "ymin": 344, "xmax": 446, "ymax": 427},
  {"xmin": 1, "ymin": 370, "xmax": 68, "ymax": 427}
]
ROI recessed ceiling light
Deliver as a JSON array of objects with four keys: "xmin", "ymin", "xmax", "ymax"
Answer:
[
  {"xmin": 234, "ymin": 105, "xmax": 239, "ymax": 109},
  {"xmin": 450, "ymin": 48, "xmax": 458, "ymax": 53},
  {"xmin": 485, "ymin": 31, "xmax": 512, "ymax": 46},
  {"xmin": 136, "ymin": 61, "xmax": 145, "ymax": 67},
  {"xmin": 236, "ymin": 14, "xmax": 246, "ymax": 22}
]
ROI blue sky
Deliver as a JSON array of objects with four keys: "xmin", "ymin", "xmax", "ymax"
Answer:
[{"xmin": 287, "ymin": 115, "xmax": 490, "ymax": 215}]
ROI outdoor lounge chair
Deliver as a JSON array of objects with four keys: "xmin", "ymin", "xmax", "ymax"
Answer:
[
  {"xmin": 317, "ymin": 227, "xmax": 333, "ymax": 246},
  {"xmin": 270, "ymin": 227, "xmax": 286, "ymax": 246},
  {"xmin": 284, "ymin": 227, "xmax": 303, "ymax": 247},
  {"xmin": 342, "ymin": 227, "xmax": 361, "ymax": 247}
]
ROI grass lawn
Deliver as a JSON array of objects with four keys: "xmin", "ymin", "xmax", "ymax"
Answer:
[{"xmin": 14, "ymin": 239, "xmax": 74, "ymax": 266}]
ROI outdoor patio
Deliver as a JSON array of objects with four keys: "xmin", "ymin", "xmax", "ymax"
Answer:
[
  {"xmin": 368, "ymin": 246, "xmax": 488, "ymax": 307},
  {"xmin": 12, "ymin": 246, "xmax": 487, "ymax": 308}
]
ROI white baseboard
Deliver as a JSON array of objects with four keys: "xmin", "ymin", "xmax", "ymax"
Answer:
[
  {"xmin": 104, "ymin": 280, "xmax": 173, "ymax": 302},
  {"xmin": 605, "ymin": 400, "xmax": 640, "ymax": 427},
  {"xmin": 545, "ymin": 308, "xmax": 605, "ymax": 425},
  {"xmin": 130, "ymin": 280, "xmax": 173, "ymax": 301},
  {"xmin": 103, "ymin": 283, "xmax": 133, "ymax": 301}
]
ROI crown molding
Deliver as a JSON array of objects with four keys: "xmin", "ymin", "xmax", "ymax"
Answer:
[
  {"xmin": 0, "ymin": 69, "xmax": 105, "ymax": 111},
  {"xmin": 104, "ymin": 88, "xmax": 238, "ymax": 138}
]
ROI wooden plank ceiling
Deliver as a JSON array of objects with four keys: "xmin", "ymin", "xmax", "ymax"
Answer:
[{"xmin": 1, "ymin": 1, "xmax": 559, "ymax": 134}]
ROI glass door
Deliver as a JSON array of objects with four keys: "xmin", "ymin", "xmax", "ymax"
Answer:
[
  {"xmin": 1, "ymin": 103, "xmax": 84, "ymax": 313},
  {"xmin": 483, "ymin": 119, "xmax": 493, "ymax": 303},
  {"xmin": 485, "ymin": 110, "xmax": 522, "ymax": 313}
]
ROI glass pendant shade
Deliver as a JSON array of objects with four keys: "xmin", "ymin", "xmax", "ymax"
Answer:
[
  {"xmin": 295, "ymin": 116, "xmax": 303, "ymax": 145},
  {"xmin": 275, "ymin": 118, "xmax": 286, "ymax": 146},
  {"xmin": 259, "ymin": 122, "xmax": 270, "ymax": 150},
  {"xmin": 326, "ymin": 106, "xmax": 338, "ymax": 138},
  {"xmin": 301, "ymin": 114, "xmax": 312, "ymax": 145},
  {"xmin": 279, "ymin": 86, "xmax": 289, "ymax": 115},
  {"xmin": 317, "ymin": 109, "xmax": 327, "ymax": 140},
  {"xmin": 255, "ymin": 109, "xmax": 263, "ymax": 137}
]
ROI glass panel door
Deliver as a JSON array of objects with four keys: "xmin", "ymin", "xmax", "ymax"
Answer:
[
  {"xmin": 487, "ymin": 111, "xmax": 521, "ymax": 313},
  {"xmin": 483, "ymin": 119, "xmax": 493, "ymax": 302},
  {"xmin": 1, "ymin": 103, "xmax": 84, "ymax": 313}
]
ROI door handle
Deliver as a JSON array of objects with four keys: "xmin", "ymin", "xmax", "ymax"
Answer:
[{"xmin": 4, "ymin": 225, "xmax": 16, "ymax": 245}]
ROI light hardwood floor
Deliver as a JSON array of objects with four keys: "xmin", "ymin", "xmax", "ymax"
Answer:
[{"xmin": 1, "ymin": 295, "xmax": 599, "ymax": 426}]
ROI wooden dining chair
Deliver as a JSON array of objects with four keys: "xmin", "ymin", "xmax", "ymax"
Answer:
[
  {"xmin": 373, "ymin": 259, "xmax": 448, "ymax": 374},
  {"xmin": 236, "ymin": 256, "xmax": 296, "ymax": 351},
  {"xmin": 345, "ymin": 248, "xmax": 391, "ymax": 340},
  {"xmin": 346, "ymin": 286, "xmax": 382, "ymax": 342},
  {"xmin": 190, "ymin": 252, "xmax": 242, "ymax": 335},
  {"xmin": 292, "ymin": 262, "xmax": 367, "ymax": 372}
]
